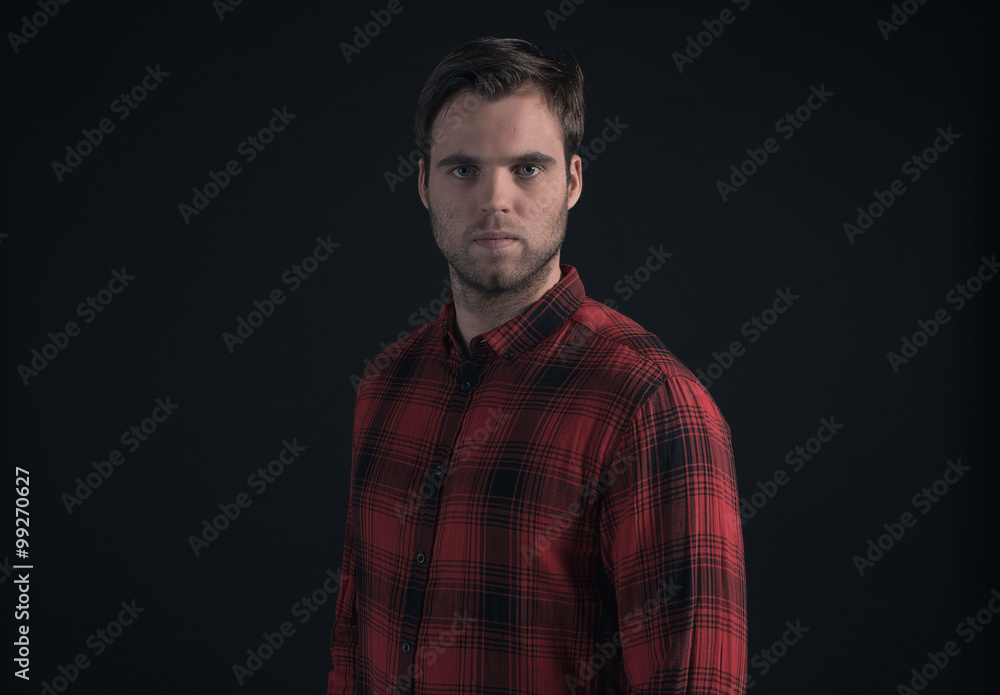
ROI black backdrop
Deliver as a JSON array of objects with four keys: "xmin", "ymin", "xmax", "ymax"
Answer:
[{"xmin": 3, "ymin": 0, "xmax": 997, "ymax": 692}]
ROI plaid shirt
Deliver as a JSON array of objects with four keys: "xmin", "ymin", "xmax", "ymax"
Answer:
[{"xmin": 328, "ymin": 265, "xmax": 746, "ymax": 694}]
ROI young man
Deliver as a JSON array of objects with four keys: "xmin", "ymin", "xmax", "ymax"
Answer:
[{"xmin": 328, "ymin": 37, "xmax": 747, "ymax": 694}]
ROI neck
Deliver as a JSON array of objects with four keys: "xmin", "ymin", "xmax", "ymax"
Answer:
[{"xmin": 451, "ymin": 261, "xmax": 562, "ymax": 353}]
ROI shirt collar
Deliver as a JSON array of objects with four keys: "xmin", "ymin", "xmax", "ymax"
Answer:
[{"xmin": 437, "ymin": 264, "xmax": 585, "ymax": 360}]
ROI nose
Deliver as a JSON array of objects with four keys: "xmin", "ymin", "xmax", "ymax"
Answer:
[{"xmin": 479, "ymin": 168, "xmax": 513, "ymax": 215}]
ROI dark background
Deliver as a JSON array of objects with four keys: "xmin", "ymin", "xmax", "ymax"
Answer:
[{"xmin": 2, "ymin": 0, "xmax": 997, "ymax": 692}]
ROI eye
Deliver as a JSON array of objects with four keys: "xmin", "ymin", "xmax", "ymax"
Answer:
[
  {"xmin": 450, "ymin": 166, "xmax": 472, "ymax": 179},
  {"xmin": 519, "ymin": 164, "xmax": 540, "ymax": 176}
]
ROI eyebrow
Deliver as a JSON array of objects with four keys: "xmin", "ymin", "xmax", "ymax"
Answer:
[{"xmin": 434, "ymin": 150, "xmax": 558, "ymax": 168}]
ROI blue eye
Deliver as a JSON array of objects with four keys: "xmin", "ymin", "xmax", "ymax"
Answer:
[
  {"xmin": 520, "ymin": 164, "xmax": 539, "ymax": 176},
  {"xmin": 451, "ymin": 166, "xmax": 472, "ymax": 178}
]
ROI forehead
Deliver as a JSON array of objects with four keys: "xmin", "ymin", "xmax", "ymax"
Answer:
[{"xmin": 430, "ymin": 88, "xmax": 564, "ymax": 160}]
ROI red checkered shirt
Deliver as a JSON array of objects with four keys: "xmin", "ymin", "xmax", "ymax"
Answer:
[{"xmin": 328, "ymin": 264, "xmax": 747, "ymax": 694}]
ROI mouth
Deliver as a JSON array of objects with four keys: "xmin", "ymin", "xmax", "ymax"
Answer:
[
  {"xmin": 473, "ymin": 233, "xmax": 519, "ymax": 250},
  {"xmin": 473, "ymin": 232, "xmax": 519, "ymax": 241}
]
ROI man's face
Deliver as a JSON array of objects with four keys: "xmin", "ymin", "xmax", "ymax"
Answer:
[{"xmin": 418, "ymin": 87, "xmax": 583, "ymax": 297}]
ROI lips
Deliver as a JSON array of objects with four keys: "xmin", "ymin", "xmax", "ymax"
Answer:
[{"xmin": 473, "ymin": 232, "xmax": 519, "ymax": 241}]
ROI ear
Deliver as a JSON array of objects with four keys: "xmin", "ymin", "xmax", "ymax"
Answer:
[
  {"xmin": 566, "ymin": 154, "xmax": 583, "ymax": 210},
  {"xmin": 418, "ymin": 158, "xmax": 429, "ymax": 209}
]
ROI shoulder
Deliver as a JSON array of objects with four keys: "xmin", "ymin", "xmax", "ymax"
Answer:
[
  {"xmin": 354, "ymin": 319, "xmax": 440, "ymax": 394},
  {"xmin": 568, "ymin": 298, "xmax": 726, "ymax": 420}
]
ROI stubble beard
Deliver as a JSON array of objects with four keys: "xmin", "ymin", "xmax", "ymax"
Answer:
[{"xmin": 428, "ymin": 193, "xmax": 569, "ymax": 308}]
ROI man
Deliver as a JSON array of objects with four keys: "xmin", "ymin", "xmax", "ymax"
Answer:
[{"xmin": 328, "ymin": 37, "xmax": 746, "ymax": 694}]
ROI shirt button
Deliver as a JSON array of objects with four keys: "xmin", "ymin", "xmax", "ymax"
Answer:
[
  {"xmin": 434, "ymin": 464, "xmax": 444, "ymax": 476},
  {"xmin": 460, "ymin": 380, "xmax": 472, "ymax": 391},
  {"xmin": 401, "ymin": 642, "xmax": 411, "ymax": 653},
  {"xmin": 416, "ymin": 553, "xmax": 426, "ymax": 563},
  {"xmin": 503, "ymin": 350, "xmax": 514, "ymax": 360}
]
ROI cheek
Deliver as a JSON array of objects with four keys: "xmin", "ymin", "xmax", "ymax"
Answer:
[
  {"xmin": 525, "ymin": 184, "xmax": 564, "ymax": 215},
  {"xmin": 429, "ymin": 193, "xmax": 466, "ymax": 225}
]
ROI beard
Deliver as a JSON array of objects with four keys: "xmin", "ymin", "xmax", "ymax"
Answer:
[{"xmin": 428, "ymin": 192, "xmax": 568, "ymax": 300}]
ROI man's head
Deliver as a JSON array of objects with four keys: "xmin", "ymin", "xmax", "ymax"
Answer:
[{"xmin": 414, "ymin": 37, "xmax": 585, "ymax": 300}]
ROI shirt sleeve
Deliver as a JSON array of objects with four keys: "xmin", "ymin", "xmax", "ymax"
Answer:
[
  {"xmin": 599, "ymin": 374, "xmax": 747, "ymax": 694},
  {"xmin": 327, "ymin": 493, "xmax": 358, "ymax": 693},
  {"xmin": 327, "ymin": 401, "xmax": 362, "ymax": 693}
]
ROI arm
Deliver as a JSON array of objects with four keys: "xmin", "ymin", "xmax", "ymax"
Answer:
[
  {"xmin": 599, "ymin": 375, "xmax": 747, "ymax": 694},
  {"xmin": 327, "ymin": 494, "xmax": 358, "ymax": 694},
  {"xmin": 328, "ymin": 395, "xmax": 363, "ymax": 694}
]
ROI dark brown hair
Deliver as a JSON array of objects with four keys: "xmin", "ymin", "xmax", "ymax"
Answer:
[{"xmin": 414, "ymin": 37, "xmax": 585, "ymax": 184}]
